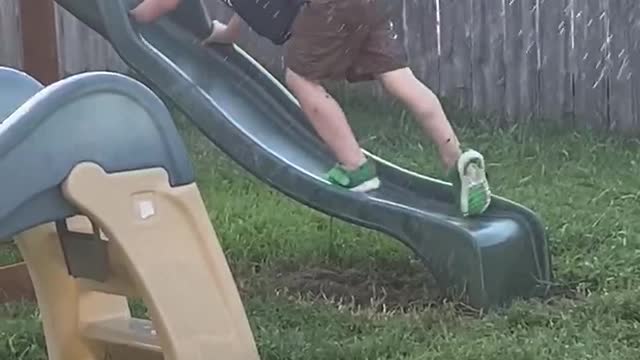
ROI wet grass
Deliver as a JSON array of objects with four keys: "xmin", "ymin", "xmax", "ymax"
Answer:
[
  {"xmin": 0, "ymin": 246, "xmax": 20, "ymax": 267},
  {"xmin": 2, "ymin": 94, "xmax": 640, "ymax": 359}
]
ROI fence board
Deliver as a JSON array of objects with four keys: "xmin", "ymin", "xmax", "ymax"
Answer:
[
  {"xmin": 406, "ymin": 0, "xmax": 439, "ymax": 92},
  {"xmin": 470, "ymin": 0, "xmax": 505, "ymax": 118},
  {"xmin": 572, "ymin": 0, "xmax": 609, "ymax": 130},
  {"xmin": 608, "ymin": 1, "xmax": 635, "ymax": 131},
  {"xmin": 0, "ymin": 0, "xmax": 22, "ymax": 68},
  {"xmin": 538, "ymin": 0, "xmax": 573, "ymax": 124},
  {"xmin": 1, "ymin": 0, "xmax": 639, "ymax": 132},
  {"xmin": 503, "ymin": 0, "xmax": 539, "ymax": 122},
  {"xmin": 439, "ymin": 0, "xmax": 473, "ymax": 110},
  {"xmin": 54, "ymin": 5, "xmax": 127, "ymax": 76},
  {"xmin": 632, "ymin": 6, "xmax": 640, "ymax": 130}
]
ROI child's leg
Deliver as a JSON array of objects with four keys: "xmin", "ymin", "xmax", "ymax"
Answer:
[
  {"xmin": 283, "ymin": 0, "xmax": 380, "ymax": 191},
  {"xmin": 377, "ymin": 68, "xmax": 461, "ymax": 171},
  {"xmin": 344, "ymin": 9, "xmax": 491, "ymax": 215},
  {"xmin": 284, "ymin": 69, "xmax": 366, "ymax": 171},
  {"xmin": 377, "ymin": 68, "xmax": 491, "ymax": 216},
  {"xmin": 130, "ymin": 0, "xmax": 180, "ymax": 23}
]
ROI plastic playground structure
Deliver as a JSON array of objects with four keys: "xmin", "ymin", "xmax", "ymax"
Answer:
[{"xmin": 0, "ymin": 0, "xmax": 554, "ymax": 359}]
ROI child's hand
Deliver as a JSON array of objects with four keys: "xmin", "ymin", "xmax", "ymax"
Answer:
[
  {"xmin": 201, "ymin": 20, "xmax": 235, "ymax": 45},
  {"xmin": 129, "ymin": 0, "xmax": 180, "ymax": 23},
  {"xmin": 201, "ymin": 15, "xmax": 243, "ymax": 46}
]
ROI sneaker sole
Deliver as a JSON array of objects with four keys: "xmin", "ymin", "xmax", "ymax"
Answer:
[
  {"xmin": 457, "ymin": 150, "xmax": 491, "ymax": 216},
  {"xmin": 349, "ymin": 177, "xmax": 381, "ymax": 192}
]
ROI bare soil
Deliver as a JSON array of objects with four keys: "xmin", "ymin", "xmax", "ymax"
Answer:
[{"xmin": 237, "ymin": 264, "xmax": 444, "ymax": 312}]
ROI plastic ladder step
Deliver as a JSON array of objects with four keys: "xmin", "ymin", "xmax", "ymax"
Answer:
[{"xmin": 83, "ymin": 317, "xmax": 162, "ymax": 353}]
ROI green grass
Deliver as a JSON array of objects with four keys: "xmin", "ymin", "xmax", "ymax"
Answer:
[
  {"xmin": 0, "ymin": 246, "xmax": 20, "ymax": 267},
  {"xmin": 3, "ymin": 94, "xmax": 640, "ymax": 359}
]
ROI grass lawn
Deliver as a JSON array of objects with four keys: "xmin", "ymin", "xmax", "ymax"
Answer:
[{"xmin": 2, "ymin": 94, "xmax": 640, "ymax": 359}]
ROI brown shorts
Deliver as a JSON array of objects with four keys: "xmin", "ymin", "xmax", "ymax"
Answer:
[{"xmin": 284, "ymin": 0, "xmax": 409, "ymax": 83}]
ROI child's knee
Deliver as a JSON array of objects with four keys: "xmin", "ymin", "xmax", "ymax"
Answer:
[
  {"xmin": 418, "ymin": 91, "xmax": 443, "ymax": 115},
  {"xmin": 150, "ymin": 0, "xmax": 181, "ymax": 12},
  {"xmin": 402, "ymin": 88, "xmax": 442, "ymax": 120},
  {"xmin": 285, "ymin": 68, "xmax": 325, "ymax": 94},
  {"xmin": 384, "ymin": 71, "xmax": 442, "ymax": 115}
]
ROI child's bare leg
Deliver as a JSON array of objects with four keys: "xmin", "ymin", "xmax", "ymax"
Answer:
[
  {"xmin": 285, "ymin": 68, "xmax": 366, "ymax": 170},
  {"xmin": 130, "ymin": 0, "xmax": 180, "ymax": 23},
  {"xmin": 377, "ymin": 67, "xmax": 461, "ymax": 171},
  {"xmin": 378, "ymin": 67, "xmax": 491, "ymax": 215}
]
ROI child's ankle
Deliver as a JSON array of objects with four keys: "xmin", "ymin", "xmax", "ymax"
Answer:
[
  {"xmin": 439, "ymin": 145, "xmax": 461, "ymax": 171},
  {"xmin": 442, "ymin": 155, "xmax": 459, "ymax": 174},
  {"xmin": 341, "ymin": 156, "xmax": 368, "ymax": 171}
]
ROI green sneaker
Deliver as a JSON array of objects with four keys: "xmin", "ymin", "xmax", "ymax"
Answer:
[
  {"xmin": 448, "ymin": 149, "xmax": 491, "ymax": 217},
  {"xmin": 326, "ymin": 159, "xmax": 381, "ymax": 192}
]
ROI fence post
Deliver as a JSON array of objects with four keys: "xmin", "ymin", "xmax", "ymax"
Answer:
[
  {"xmin": 19, "ymin": 0, "xmax": 60, "ymax": 85},
  {"xmin": 0, "ymin": 0, "xmax": 59, "ymax": 305}
]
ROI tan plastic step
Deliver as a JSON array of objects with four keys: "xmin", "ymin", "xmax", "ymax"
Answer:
[
  {"xmin": 76, "ymin": 276, "xmax": 138, "ymax": 298},
  {"xmin": 14, "ymin": 165, "xmax": 261, "ymax": 360},
  {"xmin": 83, "ymin": 317, "xmax": 162, "ymax": 353}
]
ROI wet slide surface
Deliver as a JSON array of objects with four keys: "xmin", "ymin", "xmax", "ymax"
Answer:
[{"xmin": 53, "ymin": 0, "xmax": 553, "ymax": 308}]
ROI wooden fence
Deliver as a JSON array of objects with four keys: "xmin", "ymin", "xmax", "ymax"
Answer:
[{"xmin": 1, "ymin": 0, "xmax": 639, "ymax": 132}]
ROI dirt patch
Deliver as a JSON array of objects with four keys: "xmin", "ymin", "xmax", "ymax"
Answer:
[{"xmin": 238, "ymin": 265, "xmax": 444, "ymax": 311}]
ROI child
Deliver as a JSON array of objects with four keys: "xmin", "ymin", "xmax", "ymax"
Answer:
[{"xmin": 130, "ymin": 0, "xmax": 492, "ymax": 217}]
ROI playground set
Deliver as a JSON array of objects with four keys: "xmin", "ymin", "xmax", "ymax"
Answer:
[{"xmin": 0, "ymin": 0, "xmax": 553, "ymax": 359}]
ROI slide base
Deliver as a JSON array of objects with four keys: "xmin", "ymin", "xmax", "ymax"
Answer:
[{"xmin": 14, "ymin": 164, "xmax": 259, "ymax": 360}]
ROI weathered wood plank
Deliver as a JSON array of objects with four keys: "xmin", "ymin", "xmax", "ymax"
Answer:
[
  {"xmin": 538, "ymin": 0, "xmax": 573, "ymax": 125},
  {"xmin": 571, "ymin": 0, "xmax": 609, "ymax": 130},
  {"xmin": 523, "ymin": 0, "xmax": 540, "ymax": 121},
  {"xmin": 405, "ymin": 0, "xmax": 439, "ymax": 92},
  {"xmin": 54, "ymin": 5, "xmax": 127, "ymax": 76},
  {"xmin": 56, "ymin": 6, "xmax": 85, "ymax": 74},
  {"xmin": 632, "ymin": 4, "xmax": 640, "ymax": 131},
  {"xmin": 607, "ymin": 0, "xmax": 638, "ymax": 132},
  {"xmin": 470, "ymin": 0, "xmax": 505, "ymax": 119},
  {"xmin": 0, "ymin": 0, "xmax": 23, "ymax": 68},
  {"xmin": 0, "ymin": 0, "xmax": 635, "ymax": 132},
  {"xmin": 503, "ymin": 0, "xmax": 539, "ymax": 123},
  {"xmin": 503, "ymin": 0, "xmax": 521, "ymax": 121},
  {"xmin": 21, "ymin": 0, "xmax": 60, "ymax": 85},
  {"xmin": 439, "ymin": 0, "xmax": 473, "ymax": 110}
]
